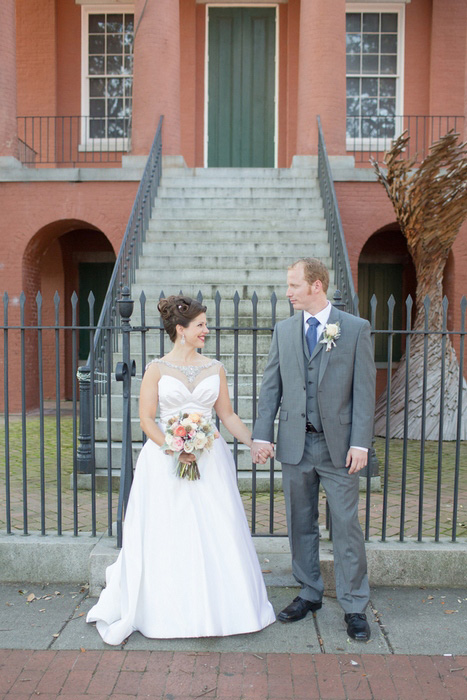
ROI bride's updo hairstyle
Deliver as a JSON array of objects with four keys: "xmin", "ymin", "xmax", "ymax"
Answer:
[{"xmin": 158, "ymin": 295, "xmax": 207, "ymax": 342}]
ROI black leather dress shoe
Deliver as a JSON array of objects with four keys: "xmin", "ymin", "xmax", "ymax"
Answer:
[
  {"xmin": 345, "ymin": 613, "xmax": 371, "ymax": 641},
  {"xmin": 278, "ymin": 596, "xmax": 322, "ymax": 622}
]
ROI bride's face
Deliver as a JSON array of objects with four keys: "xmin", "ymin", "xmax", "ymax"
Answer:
[{"xmin": 178, "ymin": 313, "xmax": 209, "ymax": 349}]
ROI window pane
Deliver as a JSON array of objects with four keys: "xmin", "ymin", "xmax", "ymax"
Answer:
[
  {"xmin": 124, "ymin": 78, "xmax": 133, "ymax": 96},
  {"xmin": 107, "ymin": 98, "xmax": 124, "ymax": 117},
  {"xmin": 346, "ymin": 77, "xmax": 360, "ymax": 97},
  {"xmin": 381, "ymin": 55, "xmax": 397, "ymax": 74},
  {"xmin": 379, "ymin": 97, "xmax": 396, "ymax": 116},
  {"xmin": 89, "ymin": 56, "xmax": 105, "ymax": 75},
  {"xmin": 362, "ymin": 13, "xmax": 379, "ymax": 32},
  {"xmin": 107, "ymin": 14, "xmax": 123, "ymax": 33},
  {"xmin": 381, "ymin": 34, "xmax": 397, "ymax": 53},
  {"xmin": 380, "ymin": 78, "xmax": 396, "ymax": 97},
  {"xmin": 107, "ymin": 55, "xmax": 123, "ymax": 74},
  {"xmin": 362, "ymin": 34, "xmax": 379, "ymax": 54},
  {"xmin": 107, "ymin": 34, "xmax": 123, "ymax": 54},
  {"xmin": 108, "ymin": 119, "xmax": 125, "ymax": 137},
  {"xmin": 108, "ymin": 78, "xmax": 124, "ymax": 96},
  {"xmin": 124, "ymin": 33, "xmax": 134, "ymax": 53},
  {"xmin": 361, "ymin": 98, "xmax": 377, "ymax": 116},
  {"xmin": 381, "ymin": 13, "xmax": 397, "ymax": 32},
  {"xmin": 346, "ymin": 13, "xmax": 361, "ymax": 32},
  {"xmin": 347, "ymin": 97, "xmax": 360, "ymax": 117},
  {"xmin": 346, "ymin": 33, "xmax": 361, "ymax": 54},
  {"xmin": 346, "ymin": 117, "xmax": 360, "ymax": 139},
  {"xmin": 89, "ymin": 14, "xmax": 105, "ymax": 33},
  {"xmin": 89, "ymin": 35, "xmax": 105, "ymax": 54},
  {"xmin": 379, "ymin": 117, "xmax": 396, "ymax": 138},
  {"xmin": 90, "ymin": 78, "xmax": 105, "ymax": 97},
  {"xmin": 125, "ymin": 15, "xmax": 134, "ymax": 32},
  {"xmin": 362, "ymin": 55, "xmax": 378, "ymax": 73},
  {"xmin": 90, "ymin": 119, "xmax": 105, "ymax": 138},
  {"xmin": 362, "ymin": 78, "xmax": 378, "ymax": 97},
  {"xmin": 124, "ymin": 55, "xmax": 133, "ymax": 74},
  {"xmin": 90, "ymin": 99, "xmax": 105, "ymax": 117},
  {"xmin": 362, "ymin": 118, "xmax": 380, "ymax": 138},
  {"xmin": 346, "ymin": 54, "xmax": 360, "ymax": 73}
]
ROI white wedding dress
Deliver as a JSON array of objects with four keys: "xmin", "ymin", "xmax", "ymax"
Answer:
[{"xmin": 87, "ymin": 359, "xmax": 275, "ymax": 645}]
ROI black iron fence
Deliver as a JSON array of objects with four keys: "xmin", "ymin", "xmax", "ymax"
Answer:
[
  {"xmin": 348, "ymin": 115, "xmax": 465, "ymax": 164},
  {"xmin": 16, "ymin": 116, "xmax": 132, "ymax": 166},
  {"xmin": 1, "ymin": 289, "xmax": 466, "ymax": 545}
]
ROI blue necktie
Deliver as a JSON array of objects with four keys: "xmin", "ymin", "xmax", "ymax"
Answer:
[{"xmin": 306, "ymin": 317, "xmax": 320, "ymax": 356}]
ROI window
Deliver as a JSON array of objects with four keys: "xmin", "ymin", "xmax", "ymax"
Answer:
[
  {"xmin": 346, "ymin": 5, "xmax": 404, "ymax": 146},
  {"xmin": 82, "ymin": 7, "xmax": 134, "ymax": 145}
]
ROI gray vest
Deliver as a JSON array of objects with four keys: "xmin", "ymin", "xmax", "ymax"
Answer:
[{"xmin": 303, "ymin": 331, "xmax": 323, "ymax": 431}]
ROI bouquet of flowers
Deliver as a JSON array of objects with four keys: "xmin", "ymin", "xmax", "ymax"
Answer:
[{"xmin": 160, "ymin": 412, "xmax": 219, "ymax": 480}]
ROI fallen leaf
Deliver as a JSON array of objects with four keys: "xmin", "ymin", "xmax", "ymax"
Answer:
[
  {"xmin": 39, "ymin": 609, "xmax": 46, "ymax": 613},
  {"xmin": 427, "ymin": 595, "xmax": 434, "ymax": 600},
  {"xmin": 444, "ymin": 610, "xmax": 458, "ymax": 614},
  {"xmin": 261, "ymin": 570, "xmax": 272, "ymax": 574},
  {"xmin": 54, "ymin": 591, "xmax": 60, "ymax": 596},
  {"xmin": 80, "ymin": 647, "xmax": 86, "ymax": 653},
  {"xmin": 27, "ymin": 594, "xmax": 35, "ymax": 603},
  {"xmin": 350, "ymin": 660, "xmax": 359, "ymax": 666},
  {"xmin": 52, "ymin": 633, "xmax": 59, "ymax": 638}
]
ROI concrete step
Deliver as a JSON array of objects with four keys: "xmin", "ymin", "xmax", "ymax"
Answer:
[
  {"xmin": 118, "ymin": 333, "xmax": 277, "ymax": 355},
  {"xmin": 159, "ymin": 178, "xmax": 319, "ymax": 190},
  {"xmin": 94, "ymin": 416, "xmax": 262, "ymax": 442},
  {"xmin": 112, "ymin": 352, "xmax": 271, "ymax": 374},
  {"xmin": 94, "ymin": 441, "xmax": 275, "ymax": 472},
  {"xmin": 156, "ymin": 186, "xmax": 319, "ymax": 199},
  {"xmin": 149, "ymin": 206, "xmax": 322, "ymax": 219},
  {"xmin": 134, "ymin": 267, "xmax": 324, "ymax": 285},
  {"xmin": 130, "ymin": 283, "xmax": 288, "ymax": 299},
  {"xmin": 140, "ymin": 241, "xmax": 328, "ymax": 259},
  {"xmin": 161, "ymin": 166, "xmax": 317, "ymax": 179},
  {"xmin": 148, "ymin": 219, "xmax": 326, "ymax": 232},
  {"xmin": 137, "ymin": 251, "xmax": 331, "ymax": 269}
]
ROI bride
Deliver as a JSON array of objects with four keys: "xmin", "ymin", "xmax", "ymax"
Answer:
[{"xmin": 87, "ymin": 295, "xmax": 276, "ymax": 644}]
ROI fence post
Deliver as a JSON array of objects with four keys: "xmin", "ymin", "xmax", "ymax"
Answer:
[
  {"xmin": 116, "ymin": 286, "xmax": 136, "ymax": 548},
  {"xmin": 77, "ymin": 366, "xmax": 94, "ymax": 474}
]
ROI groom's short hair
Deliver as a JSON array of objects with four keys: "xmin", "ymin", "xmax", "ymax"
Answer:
[{"xmin": 289, "ymin": 258, "xmax": 329, "ymax": 293}]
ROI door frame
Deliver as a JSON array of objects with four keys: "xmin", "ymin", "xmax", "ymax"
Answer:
[{"xmin": 204, "ymin": 3, "xmax": 279, "ymax": 167}]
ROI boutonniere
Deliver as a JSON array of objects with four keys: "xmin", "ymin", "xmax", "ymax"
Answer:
[{"xmin": 320, "ymin": 322, "xmax": 341, "ymax": 351}]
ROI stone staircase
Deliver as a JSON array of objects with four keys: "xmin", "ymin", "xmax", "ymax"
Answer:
[{"xmin": 92, "ymin": 159, "xmax": 336, "ymax": 491}]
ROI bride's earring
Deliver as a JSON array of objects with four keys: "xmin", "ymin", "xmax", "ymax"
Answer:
[{"xmin": 181, "ymin": 333, "xmax": 186, "ymax": 346}]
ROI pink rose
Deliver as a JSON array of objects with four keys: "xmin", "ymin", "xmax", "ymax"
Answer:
[{"xmin": 171, "ymin": 436, "xmax": 184, "ymax": 452}]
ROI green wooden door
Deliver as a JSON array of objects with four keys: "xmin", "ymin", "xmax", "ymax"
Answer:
[
  {"xmin": 79, "ymin": 262, "xmax": 114, "ymax": 360},
  {"xmin": 208, "ymin": 7, "xmax": 276, "ymax": 167},
  {"xmin": 359, "ymin": 263, "xmax": 403, "ymax": 362}
]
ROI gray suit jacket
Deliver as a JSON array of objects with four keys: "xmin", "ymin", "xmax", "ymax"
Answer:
[{"xmin": 252, "ymin": 306, "xmax": 376, "ymax": 467}]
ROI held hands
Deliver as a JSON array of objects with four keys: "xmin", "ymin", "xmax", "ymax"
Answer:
[
  {"xmin": 250, "ymin": 442, "xmax": 275, "ymax": 465},
  {"xmin": 345, "ymin": 447, "xmax": 367, "ymax": 475}
]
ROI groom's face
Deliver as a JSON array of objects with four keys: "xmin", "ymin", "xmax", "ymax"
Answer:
[{"xmin": 286, "ymin": 264, "xmax": 314, "ymax": 311}]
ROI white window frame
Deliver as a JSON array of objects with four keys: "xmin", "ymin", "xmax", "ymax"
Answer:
[
  {"xmin": 345, "ymin": 2, "xmax": 405, "ymax": 152},
  {"xmin": 80, "ymin": 4, "xmax": 134, "ymax": 151}
]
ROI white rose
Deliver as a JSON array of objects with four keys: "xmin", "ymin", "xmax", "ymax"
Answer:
[
  {"xmin": 183, "ymin": 440, "xmax": 195, "ymax": 453},
  {"xmin": 181, "ymin": 418, "xmax": 192, "ymax": 427},
  {"xmin": 194, "ymin": 433, "xmax": 207, "ymax": 450},
  {"xmin": 326, "ymin": 323, "xmax": 339, "ymax": 338},
  {"xmin": 164, "ymin": 433, "xmax": 174, "ymax": 446}
]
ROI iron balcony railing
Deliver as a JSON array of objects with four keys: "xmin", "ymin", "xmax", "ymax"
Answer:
[
  {"xmin": 317, "ymin": 116, "xmax": 358, "ymax": 316},
  {"xmin": 347, "ymin": 114, "xmax": 465, "ymax": 164},
  {"xmin": 1, "ymin": 289, "xmax": 466, "ymax": 546},
  {"xmin": 16, "ymin": 115, "xmax": 132, "ymax": 166}
]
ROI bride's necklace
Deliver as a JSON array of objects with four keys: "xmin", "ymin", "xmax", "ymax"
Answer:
[{"xmin": 158, "ymin": 358, "xmax": 217, "ymax": 383}]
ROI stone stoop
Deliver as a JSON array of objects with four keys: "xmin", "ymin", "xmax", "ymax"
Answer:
[{"xmin": 89, "ymin": 159, "xmax": 351, "ymax": 492}]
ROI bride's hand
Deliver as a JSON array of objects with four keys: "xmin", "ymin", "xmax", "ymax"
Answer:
[{"xmin": 179, "ymin": 451, "xmax": 196, "ymax": 463}]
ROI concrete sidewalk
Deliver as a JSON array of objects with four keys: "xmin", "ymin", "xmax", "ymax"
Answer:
[{"xmin": 0, "ymin": 583, "xmax": 466, "ymax": 699}]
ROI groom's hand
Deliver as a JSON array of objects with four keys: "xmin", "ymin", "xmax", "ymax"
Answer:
[
  {"xmin": 346, "ymin": 447, "xmax": 367, "ymax": 474},
  {"xmin": 251, "ymin": 442, "xmax": 274, "ymax": 464}
]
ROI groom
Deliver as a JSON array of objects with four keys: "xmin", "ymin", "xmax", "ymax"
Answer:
[{"xmin": 251, "ymin": 258, "xmax": 376, "ymax": 641}]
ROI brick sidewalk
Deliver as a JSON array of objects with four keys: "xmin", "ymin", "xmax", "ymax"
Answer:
[{"xmin": 1, "ymin": 649, "xmax": 466, "ymax": 700}]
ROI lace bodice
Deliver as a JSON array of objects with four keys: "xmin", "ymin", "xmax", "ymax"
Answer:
[{"xmin": 147, "ymin": 358, "xmax": 223, "ymax": 424}]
